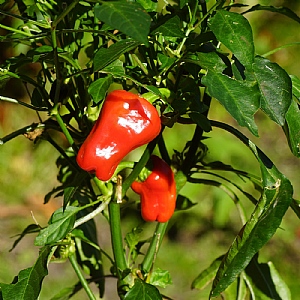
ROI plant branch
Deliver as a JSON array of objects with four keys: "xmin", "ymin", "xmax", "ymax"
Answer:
[
  {"xmin": 69, "ymin": 254, "xmax": 96, "ymax": 300},
  {"xmin": 141, "ymin": 222, "xmax": 168, "ymax": 274},
  {"xmin": 108, "ymin": 201, "xmax": 127, "ymax": 277}
]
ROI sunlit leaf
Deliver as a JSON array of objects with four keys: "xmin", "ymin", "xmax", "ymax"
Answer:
[
  {"xmin": 34, "ymin": 207, "xmax": 79, "ymax": 246},
  {"xmin": 88, "ymin": 75, "xmax": 113, "ymax": 104},
  {"xmin": 284, "ymin": 100, "xmax": 300, "ymax": 157},
  {"xmin": 210, "ymin": 141, "xmax": 293, "ymax": 296},
  {"xmin": 192, "ymin": 256, "xmax": 223, "ymax": 290},
  {"xmin": 94, "ymin": 39, "xmax": 140, "ymax": 72},
  {"xmin": 0, "ymin": 246, "xmax": 50, "ymax": 300},
  {"xmin": 244, "ymin": 255, "xmax": 291, "ymax": 300},
  {"xmin": 253, "ymin": 56, "xmax": 292, "ymax": 125},
  {"xmin": 95, "ymin": 2, "xmax": 150, "ymax": 45},
  {"xmin": 202, "ymin": 70, "xmax": 260, "ymax": 136},
  {"xmin": 209, "ymin": 10, "xmax": 254, "ymax": 67},
  {"xmin": 124, "ymin": 278, "xmax": 162, "ymax": 300},
  {"xmin": 149, "ymin": 268, "xmax": 172, "ymax": 288},
  {"xmin": 290, "ymin": 75, "xmax": 300, "ymax": 103},
  {"xmin": 151, "ymin": 15, "xmax": 185, "ymax": 38}
]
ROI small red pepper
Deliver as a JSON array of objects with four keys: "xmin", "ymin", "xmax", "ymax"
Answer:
[
  {"xmin": 76, "ymin": 90, "xmax": 161, "ymax": 181},
  {"xmin": 131, "ymin": 155, "xmax": 176, "ymax": 223}
]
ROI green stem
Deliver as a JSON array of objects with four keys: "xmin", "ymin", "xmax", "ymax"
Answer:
[
  {"xmin": 69, "ymin": 254, "xmax": 96, "ymax": 300},
  {"xmin": 0, "ymin": 123, "xmax": 45, "ymax": 144},
  {"xmin": 52, "ymin": 0, "xmax": 80, "ymax": 28},
  {"xmin": 0, "ymin": 23, "xmax": 33, "ymax": 36},
  {"xmin": 93, "ymin": 177, "xmax": 111, "ymax": 197},
  {"xmin": 261, "ymin": 42, "xmax": 300, "ymax": 57},
  {"xmin": 0, "ymin": 95, "xmax": 48, "ymax": 111},
  {"xmin": 131, "ymin": 53, "xmax": 149, "ymax": 75},
  {"xmin": 52, "ymin": 107, "xmax": 75, "ymax": 147},
  {"xmin": 141, "ymin": 222, "xmax": 168, "ymax": 274},
  {"xmin": 109, "ymin": 201, "xmax": 127, "ymax": 277}
]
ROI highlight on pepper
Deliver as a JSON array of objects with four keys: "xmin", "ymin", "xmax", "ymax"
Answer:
[
  {"xmin": 131, "ymin": 155, "xmax": 177, "ymax": 223},
  {"xmin": 76, "ymin": 90, "xmax": 161, "ymax": 181}
]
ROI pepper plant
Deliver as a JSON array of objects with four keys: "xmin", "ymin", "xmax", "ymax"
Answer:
[{"xmin": 1, "ymin": 0, "xmax": 300, "ymax": 299}]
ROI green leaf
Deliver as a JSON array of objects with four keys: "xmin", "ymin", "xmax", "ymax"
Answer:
[
  {"xmin": 209, "ymin": 10, "xmax": 254, "ymax": 67},
  {"xmin": 124, "ymin": 278, "xmax": 162, "ymax": 300},
  {"xmin": 210, "ymin": 144, "xmax": 293, "ymax": 296},
  {"xmin": 149, "ymin": 268, "xmax": 172, "ymax": 288},
  {"xmin": 88, "ymin": 75, "xmax": 113, "ymax": 104},
  {"xmin": 157, "ymin": 53, "xmax": 177, "ymax": 71},
  {"xmin": 9, "ymin": 224, "xmax": 40, "ymax": 251},
  {"xmin": 151, "ymin": 15, "xmax": 185, "ymax": 38},
  {"xmin": 284, "ymin": 100, "xmax": 300, "ymax": 157},
  {"xmin": 101, "ymin": 60, "xmax": 125, "ymax": 77},
  {"xmin": 244, "ymin": 256, "xmax": 291, "ymax": 300},
  {"xmin": 94, "ymin": 2, "xmax": 151, "ymax": 45},
  {"xmin": 189, "ymin": 112, "xmax": 211, "ymax": 132},
  {"xmin": 192, "ymin": 256, "xmax": 223, "ymax": 290},
  {"xmin": 125, "ymin": 227, "xmax": 143, "ymax": 252},
  {"xmin": 196, "ymin": 52, "xmax": 227, "ymax": 72},
  {"xmin": 268, "ymin": 262, "xmax": 291, "ymax": 300},
  {"xmin": 94, "ymin": 39, "xmax": 140, "ymax": 72},
  {"xmin": 253, "ymin": 56, "xmax": 292, "ymax": 125},
  {"xmin": 34, "ymin": 206, "xmax": 79, "ymax": 246},
  {"xmin": 1, "ymin": 246, "xmax": 50, "ymax": 300},
  {"xmin": 243, "ymin": 5, "xmax": 300, "ymax": 24},
  {"xmin": 290, "ymin": 75, "xmax": 300, "ymax": 103},
  {"xmin": 63, "ymin": 186, "xmax": 78, "ymax": 210},
  {"xmin": 136, "ymin": 0, "xmax": 157, "ymax": 12},
  {"xmin": 202, "ymin": 70, "xmax": 260, "ymax": 136}
]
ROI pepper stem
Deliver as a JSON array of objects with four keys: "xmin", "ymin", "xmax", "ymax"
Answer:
[
  {"xmin": 108, "ymin": 201, "xmax": 127, "ymax": 279},
  {"xmin": 69, "ymin": 253, "xmax": 96, "ymax": 300},
  {"xmin": 141, "ymin": 221, "xmax": 168, "ymax": 274}
]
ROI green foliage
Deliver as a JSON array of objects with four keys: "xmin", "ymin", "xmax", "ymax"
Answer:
[{"xmin": 1, "ymin": 0, "xmax": 300, "ymax": 299}]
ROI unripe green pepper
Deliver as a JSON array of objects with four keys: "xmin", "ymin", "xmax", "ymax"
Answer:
[
  {"xmin": 76, "ymin": 90, "xmax": 161, "ymax": 181},
  {"xmin": 131, "ymin": 155, "xmax": 176, "ymax": 223}
]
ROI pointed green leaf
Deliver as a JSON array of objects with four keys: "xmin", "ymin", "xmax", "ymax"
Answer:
[
  {"xmin": 1, "ymin": 246, "xmax": 50, "ymax": 300},
  {"xmin": 209, "ymin": 10, "xmax": 254, "ymax": 67},
  {"xmin": 10, "ymin": 224, "xmax": 40, "ymax": 251},
  {"xmin": 149, "ymin": 268, "xmax": 172, "ymax": 288},
  {"xmin": 290, "ymin": 75, "xmax": 300, "ymax": 103},
  {"xmin": 197, "ymin": 52, "xmax": 227, "ymax": 72},
  {"xmin": 101, "ymin": 60, "xmax": 125, "ymax": 77},
  {"xmin": 202, "ymin": 70, "xmax": 260, "ymax": 136},
  {"xmin": 284, "ymin": 100, "xmax": 300, "ymax": 157},
  {"xmin": 151, "ymin": 15, "xmax": 185, "ymax": 38},
  {"xmin": 253, "ymin": 56, "xmax": 292, "ymax": 125},
  {"xmin": 268, "ymin": 262, "xmax": 291, "ymax": 300},
  {"xmin": 192, "ymin": 256, "xmax": 223, "ymax": 290},
  {"xmin": 210, "ymin": 143, "xmax": 293, "ymax": 296},
  {"xmin": 34, "ymin": 206, "xmax": 79, "ymax": 246},
  {"xmin": 88, "ymin": 75, "xmax": 113, "ymax": 104},
  {"xmin": 124, "ymin": 278, "xmax": 162, "ymax": 300},
  {"xmin": 94, "ymin": 39, "xmax": 140, "ymax": 72},
  {"xmin": 95, "ymin": 2, "xmax": 150, "ymax": 45},
  {"xmin": 244, "ymin": 256, "xmax": 291, "ymax": 300}
]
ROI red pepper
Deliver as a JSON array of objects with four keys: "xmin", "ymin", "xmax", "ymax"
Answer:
[
  {"xmin": 76, "ymin": 90, "xmax": 161, "ymax": 181},
  {"xmin": 131, "ymin": 155, "xmax": 176, "ymax": 223}
]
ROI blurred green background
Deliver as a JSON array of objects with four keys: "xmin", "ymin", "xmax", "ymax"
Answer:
[{"xmin": 1, "ymin": 0, "xmax": 300, "ymax": 299}]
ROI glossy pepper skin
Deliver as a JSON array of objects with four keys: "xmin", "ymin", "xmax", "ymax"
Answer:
[
  {"xmin": 76, "ymin": 90, "xmax": 161, "ymax": 181},
  {"xmin": 131, "ymin": 155, "xmax": 176, "ymax": 223}
]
